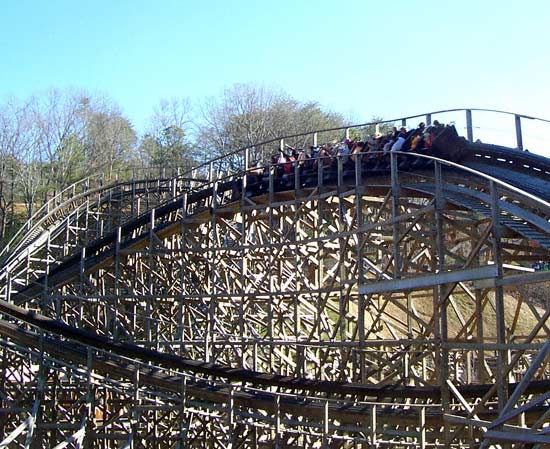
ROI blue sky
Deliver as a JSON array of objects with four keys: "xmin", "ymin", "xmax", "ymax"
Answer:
[{"xmin": 2, "ymin": 0, "xmax": 550, "ymax": 153}]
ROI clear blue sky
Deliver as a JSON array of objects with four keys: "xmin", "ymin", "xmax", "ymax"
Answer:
[{"xmin": 2, "ymin": 0, "xmax": 550, "ymax": 152}]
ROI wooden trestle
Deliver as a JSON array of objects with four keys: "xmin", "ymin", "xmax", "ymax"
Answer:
[{"xmin": 1, "ymin": 151, "xmax": 550, "ymax": 448}]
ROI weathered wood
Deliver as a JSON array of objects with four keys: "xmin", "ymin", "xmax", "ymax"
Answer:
[{"xmin": 1, "ymin": 137, "xmax": 550, "ymax": 447}]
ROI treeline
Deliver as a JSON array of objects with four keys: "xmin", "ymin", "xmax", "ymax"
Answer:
[{"xmin": 0, "ymin": 83, "xmax": 350, "ymax": 245}]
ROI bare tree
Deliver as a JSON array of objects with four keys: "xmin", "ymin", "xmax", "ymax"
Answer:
[
  {"xmin": 5, "ymin": 89, "xmax": 137, "ymax": 222},
  {"xmin": 82, "ymin": 98, "xmax": 137, "ymax": 179},
  {"xmin": 138, "ymin": 98, "xmax": 195, "ymax": 169},
  {"xmin": 0, "ymin": 102, "xmax": 18, "ymax": 240},
  {"xmin": 197, "ymin": 83, "xmax": 348, "ymax": 167},
  {"xmin": 199, "ymin": 84, "xmax": 283, "ymax": 158},
  {"xmin": 0, "ymin": 98, "xmax": 39, "ymax": 228},
  {"xmin": 31, "ymin": 88, "xmax": 89, "ymax": 191},
  {"xmin": 150, "ymin": 98, "xmax": 193, "ymax": 134}
]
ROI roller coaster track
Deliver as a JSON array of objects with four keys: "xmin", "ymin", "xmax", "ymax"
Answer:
[
  {"xmin": 0, "ymin": 169, "xmax": 206, "ymax": 282},
  {"xmin": 1, "ymin": 109, "xmax": 550, "ymax": 448}
]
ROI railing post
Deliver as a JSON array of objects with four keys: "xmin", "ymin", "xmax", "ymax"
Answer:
[
  {"xmin": 178, "ymin": 377, "xmax": 188, "ymax": 447},
  {"xmin": 227, "ymin": 386, "xmax": 234, "ymax": 447},
  {"xmin": 244, "ymin": 148, "xmax": 250, "ymax": 173},
  {"xmin": 466, "ymin": 109, "xmax": 473, "ymax": 142},
  {"xmin": 44, "ymin": 233, "xmax": 51, "ymax": 298},
  {"xmin": 181, "ymin": 192, "xmax": 188, "ymax": 222},
  {"xmin": 80, "ymin": 247, "xmax": 86, "ymax": 287},
  {"xmin": 5, "ymin": 269, "xmax": 11, "ymax": 303},
  {"xmin": 253, "ymin": 340, "xmax": 258, "ymax": 371},
  {"xmin": 345, "ymin": 128, "xmax": 350, "ymax": 140},
  {"xmin": 313, "ymin": 132, "xmax": 318, "ymax": 147},
  {"xmin": 280, "ymin": 139, "xmax": 285, "ymax": 152},
  {"xmin": 370, "ymin": 404, "xmax": 377, "ymax": 446},
  {"xmin": 355, "ymin": 153, "xmax": 362, "ymax": 187},
  {"xmin": 401, "ymin": 118, "xmax": 407, "ymax": 128},
  {"xmin": 268, "ymin": 164, "xmax": 274, "ymax": 204},
  {"xmin": 131, "ymin": 368, "xmax": 140, "ymax": 446},
  {"xmin": 515, "ymin": 114, "xmax": 523, "ymax": 150},
  {"xmin": 322, "ymin": 400, "xmax": 329, "ymax": 447},
  {"xmin": 425, "ymin": 113, "xmax": 432, "ymax": 126},
  {"xmin": 294, "ymin": 158, "xmax": 300, "ymax": 191},
  {"xmin": 85, "ymin": 346, "xmax": 94, "ymax": 443},
  {"xmin": 242, "ymin": 148, "xmax": 250, "ymax": 198},
  {"xmin": 191, "ymin": 168, "xmax": 197, "ymax": 189},
  {"xmin": 170, "ymin": 178, "xmax": 176, "ymax": 199},
  {"xmin": 337, "ymin": 155, "xmax": 343, "ymax": 189},
  {"xmin": 419, "ymin": 407, "xmax": 426, "ymax": 448},
  {"xmin": 317, "ymin": 157, "xmax": 324, "ymax": 189}
]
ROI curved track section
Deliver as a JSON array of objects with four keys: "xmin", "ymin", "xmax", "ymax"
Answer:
[
  {"xmin": 1, "ymin": 110, "xmax": 550, "ymax": 448},
  {"xmin": 0, "ymin": 173, "xmax": 207, "ymax": 293}
]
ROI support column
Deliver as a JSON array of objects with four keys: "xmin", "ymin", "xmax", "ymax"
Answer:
[
  {"xmin": 390, "ymin": 152, "xmax": 401, "ymax": 278},
  {"xmin": 476, "ymin": 289, "xmax": 486, "ymax": 383},
  {"xmin": 355, "ymin": 154, "xmax": 366, "ymax": 382},
  {"xmin": 466, "ymin": 109, "xmax": 474, "ymax": 142},
  {"xmin": 515, "ymin": 114, "xmax": 523, "ymax": 150},
  {"xmin": 84, "ymin": 348, "xmax": 94, "ymax": 449},
  {"xmin": 490, "ymin": 181, "xmax": 508, "ymax": 409},
  {"xmin": 434, "ymin": 161, "xmax": 451, "ymax": 445}
]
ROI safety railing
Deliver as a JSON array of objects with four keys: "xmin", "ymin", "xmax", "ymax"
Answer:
[
  {"xmin": 175, "ymin": 108, "xmax": 550, "ymax": 184},
  {"xmin": 0, "ymin": 174, "xmax": 103, "ymax": 260},
  {"xmin": 0, "ymin": 165, "xmax": 200, "ymax": 264}
]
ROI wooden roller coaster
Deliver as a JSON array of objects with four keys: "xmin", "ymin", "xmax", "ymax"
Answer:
[{"xmin": 1, "ymin": 109, "xmax": 550, "ymax": 448}]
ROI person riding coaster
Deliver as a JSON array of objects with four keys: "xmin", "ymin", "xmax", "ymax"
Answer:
[{"xmin": 233, "ymin": 122, "xmax": 461, "ymax": 200}]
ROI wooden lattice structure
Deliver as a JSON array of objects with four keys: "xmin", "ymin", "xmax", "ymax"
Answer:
[{"xmin": 1, "ymin": 109, "xmax": 550, "ymax": 448}]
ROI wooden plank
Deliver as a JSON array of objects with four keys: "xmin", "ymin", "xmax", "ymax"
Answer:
[
  {"xmin": 474, "ymin": 269, "xmax": 550, "ymax": 289},
  {"xmin": 483, "ymin": 429, "xmax": 550, "ymax": 444},
  {"xmin": 0, "ymin": 417, "xmax": 30, "ymax": 448},
  {"xmin": 359, "ymin": 265, "xmax": 497, "ymax": 295}
]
